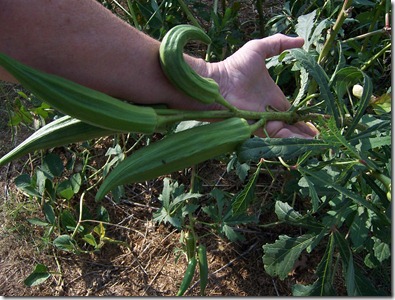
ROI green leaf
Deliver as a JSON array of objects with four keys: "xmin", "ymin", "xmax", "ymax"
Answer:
[
  {"xmin": 53, "ymin": 234, "xmax": 77, "ymax": 252},
  {"xmin": 372, "ymin": 237, "xmax": 390, "ymax": 263},
  {"xmin": 152, "ymin": 206, "xmax": 182, "ymax": 229},
  {"xmin": 298, "ymin": 175, "xmax": 320, "ymax": 212},
  {"xmin": 293, "ymin": 234, "xmax": 336, "ymax": 296},
  {"xmin": 231, "ymin": 162, "xmax": 261, "ymax": 215},
  {"xmin": 82, "ymin": 233, "xmax": 97, "ymax": 247},
  {"xmin": 70, "ymin": 173, "xmax": 82, "ymax": 193},
  {"xmin": 27, "ymin": 218, "xmax": 50, "ymax": 227},
  {"xmin": 24, "ymin": 264, "xmax": 51, "ymax": 287},
  {"xmin": 221, "ymin": 224, "xmax": 244, "ymax": 242},
  {"xmin": 60, "ymin": 210, "xmax": 78, "ymax": 232},
  {"xmin": 333, "ymin": 230, "xmax": 381, "ymax": 296},
  {"xmin": 349, "ymin": 207, "xmax": 369, "ymax": 249},
  {"xmin": 237, "ymin": 137, "xmax": 329, "ymax": 163},
  {"xmin": 295, "ymin": 10, "xmax": 316, "ymax": 51},
  {"xmin": 299, "ymin": 166, "xmax": 390, "ymax": 226},
  {"xmin": 14, "ymin": 174, "xmax": 41, "ymax": 198},
  {"xmin": 43, "ymin": 202, "xmax": 56, "ymax": 225},
  {"xmin": 262, "ymin": 234, "xmax": 316, "ymax": 280},
  {"xmin": 40, "ymin": 153, "xmax": 64, "ymax": 179},
  {"xmin": 290, "ymin": 48, "xmax": 339, "ymax": 124},
  {"xmin": 57, "ymin": 180, "xmax": 75, "ymax": 200},
  {"xmin": 274, "ymin": 201, "xmax": 302, "ymax": 223}
]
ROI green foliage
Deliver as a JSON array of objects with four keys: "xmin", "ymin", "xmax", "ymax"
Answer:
[{"xmin": 2, "ymin": 0, "xmax": 391, "ymax": 295}]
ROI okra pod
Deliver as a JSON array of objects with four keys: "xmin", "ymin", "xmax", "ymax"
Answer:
[
  {"xmin": 0, "ymin": 116, "xmax": 116, "ymax": 167},
  {"xmin": 95, "ymin": 117, "xmax": 252, "ymax": 201},
  {"xmin": 197, "ymin": 245, "xmax": 208, "ymax": 296},
  {"xmin": 0, "ymin": 53, "xmax": 158, "ymax": 133},
  {"xmin": 176, "ymin": 257, "xmax": 197, "ymax": 296}
]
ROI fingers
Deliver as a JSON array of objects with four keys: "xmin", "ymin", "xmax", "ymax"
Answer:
[
  {"xmin": 263, "ymin": 120, "xmax": 319, "ymax": 139},
  {"xmin": 251, "ymin": 34, "xmax": 304, "ymax": 59}
]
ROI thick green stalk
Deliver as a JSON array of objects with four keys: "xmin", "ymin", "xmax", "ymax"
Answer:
[
  {"xmin": 318, "ymin": 0, "xmax": 353, "ymax": 65},
  {"xmin": 154, "ymin": 108, "xmax": 298, "ymax": 129}
]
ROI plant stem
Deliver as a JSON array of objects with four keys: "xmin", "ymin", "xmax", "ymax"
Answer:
[
  {"xmin": 177, "ymin": 0, "xmax": 203, "ymax": 30},
  {"xmin": 318, "ymin": 0, "xmax": 353, "ymax": 65},
  {"xmin": 155, "ymin": 108, "xmax": 298, "ymax": 126},
  {"xmin": 361, "ymin": 0, "xmax": 386, "ymax": 52},
  {"xmin": 342, "ymin": 28, "xmax": 387, "ymax": 44},
  {"xmin": 361, "ymin": 42, "xmax": 391, "ymax": 71}
]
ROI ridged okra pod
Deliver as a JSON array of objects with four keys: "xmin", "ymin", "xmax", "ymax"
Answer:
[
  {"xmin": 159, "ymin": 25, "xmax": 229, "ymax": 106},
  {"xmin": 95, "ymin": 117, "xmax": 252, "ymax": 201},
  {"xmin": 0, "ymin": 53, "xmax": 159, "ymax": 133},
  {"xmin": 0, "ymin": 116, "xmax": 117, "ymax": 167}
]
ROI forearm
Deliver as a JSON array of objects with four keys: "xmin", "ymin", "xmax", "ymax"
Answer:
[{"xmin": 0, "ymin": 0, "xmax": 211, "ymax": 109}]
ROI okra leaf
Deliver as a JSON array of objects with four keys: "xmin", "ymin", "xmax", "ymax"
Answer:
[
  {"xmin": 221, "ymin": 224, "xmax": 245, "ymax": 242},
  {"xmin": 231, "ymin": 161, "xmax": 261, "ymax": 215},
  {"xmin": 333, "ymin": 230, "xmax": 381, "ymax": 296},
  {"xmin": 295, "ymin": 10, "xmax": 316, "ymax": 51},
  {"xmin": 302, "ymin": 233, "xmax": 336, "ymax": 296},
  {"xmin": 299, "ymin": 166, "xmax": 390, "ymax": 226},
  {"xmin": 262, "ymin": 233, "xmax": 316, "ymax": 280},
  {"xmin": 290, "ymin": 48, "xmax": 339, "ymax": 125},
  {"xmin": 237, "ymin": 137, "xmax": 329, "ymax": 163},
  {"xmin": 274, "ymin": 201, "xmax": 302, "ymax": 222}
]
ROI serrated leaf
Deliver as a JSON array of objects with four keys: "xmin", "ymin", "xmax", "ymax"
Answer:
[
  {"xmin": 24, "ymin": 264, "xmax": 51, "ymax": 287},
  {"xmin": 237, "ymin": 137, "xmax": 329, "ymax": 163},
  {"xmin": 299, "ymin": 166, "xmax": 390, "ymax": 225},
  {"xmin": 274, "ymin": 201, "xmax": 303, "ymax": 222},
  {"xmin": 295, "ymin": 10, "xmax": 316, "ymax": 50},
  {"xmin": 262, "ymin": 234, "xmax": 316, "ymax": 280},
  {"xmin": 221, "ymin": 224, "xmax": 245, "ymax": 242},
  {"xmin": 349, "ymin": 207, "xmax": 369, "ymax": 249},
  {"xmin": 152, "ymin": 207, "xmax": 182, "ymax": 229},
  {"xmin": 298, "ymin": 175, "xmax": 320, "ymax": 212},
  {"xmin": 290, "ymin": 49, "xmax": 339, "ymax": 125},
  {"xmin": 309, "ymin": 233, "xmax": 336, "ymax": 296},
  {"xmin": 333, "ymin": 230, "xmax": 381, "ymax": 296},
  {"xmin": 232, "ymin": 162, "xmax": 261, "ymax": 215}
]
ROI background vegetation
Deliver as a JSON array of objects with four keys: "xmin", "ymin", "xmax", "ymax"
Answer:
[{"xmin": 0, "ymin": 0, "xmax": 391, "ymax": 296}]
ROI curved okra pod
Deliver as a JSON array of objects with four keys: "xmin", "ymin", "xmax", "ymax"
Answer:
[{"xmin": 159, "ymin": 25, "xmax": 235, "ymax": 110}]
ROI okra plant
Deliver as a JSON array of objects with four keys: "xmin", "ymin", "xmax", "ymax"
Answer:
[{"xmin": 1, "ymin": 0, "xmax": 391, "ymax": 296}]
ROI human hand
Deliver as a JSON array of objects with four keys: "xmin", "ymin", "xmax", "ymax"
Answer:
[{"xmin": 207, "ymin": 34, "xmax": 318, "ymax": 138}]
